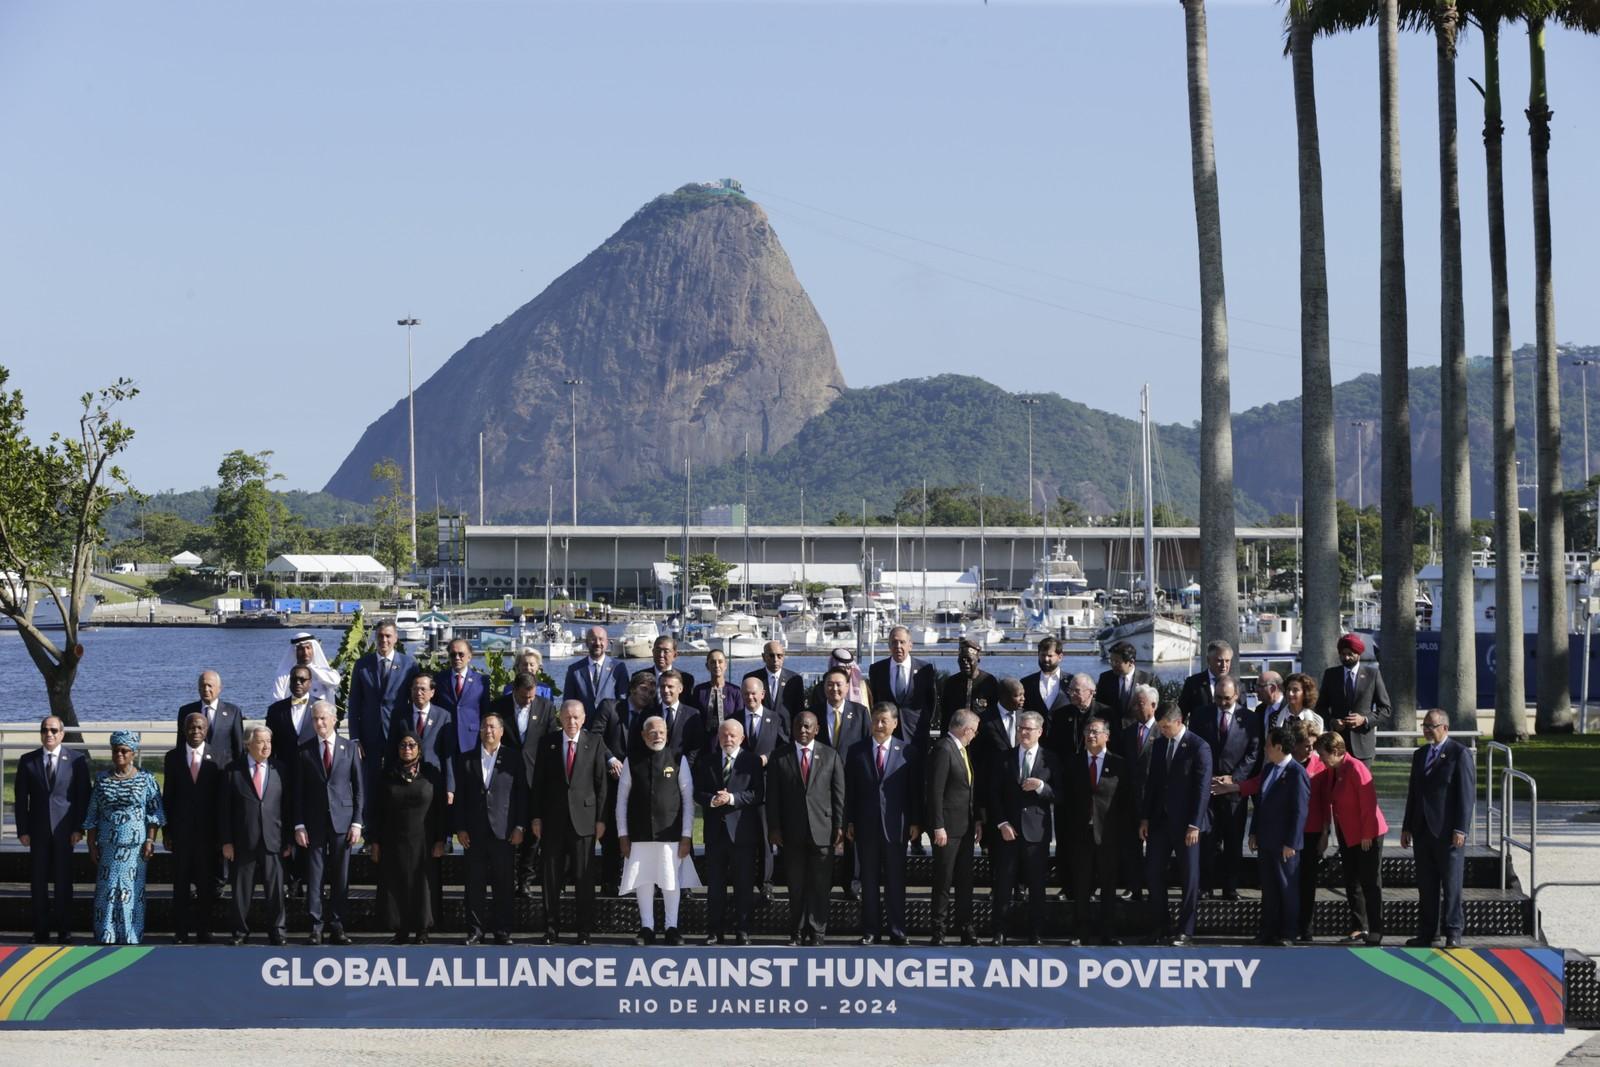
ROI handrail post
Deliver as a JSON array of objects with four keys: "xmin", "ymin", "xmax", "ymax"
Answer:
[
  {"xmin": 1500, "ymin": 768, "xmax": 1538, "ymax": 895},
  {"xmin": 1484, "ymin": 741, "xmax": 1514, "ymax": 851}
]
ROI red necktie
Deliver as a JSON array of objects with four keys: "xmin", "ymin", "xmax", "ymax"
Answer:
[
  {"xmin": 455, "ymin": 674, "xmax": 465, "ymax": 700},
  {"xmin": 252, "ymin": 762, "xmax": 265, "ymax": 799},
  {"xmin": 565, "ymin": 738, "xmax": 576, "ymax": 780},
  {"xmin": 323, "ymin": 740, "xmax": 334, "ymax": 774},
  {"xmin": 801, "ymin": 747, "xmax": 811, "ymax": 785},
  {"xmin": 876, "ymin": 745, "xmax": 886, "ymax": 776}
]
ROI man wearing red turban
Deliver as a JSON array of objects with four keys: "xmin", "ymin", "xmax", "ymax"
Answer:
[{"xmin": 1314, "ymin": 634, "xmax": 1390, "ymax": 762}]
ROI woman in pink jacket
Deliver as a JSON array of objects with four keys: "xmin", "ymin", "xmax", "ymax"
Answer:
[{"xmin": 1314, "ymin": 731, "xmax": 1388, "ymax": 945}]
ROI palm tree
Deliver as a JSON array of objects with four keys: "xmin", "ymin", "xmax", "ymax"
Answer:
[
  {"xmin": 1182, "ymin": 0, "xmax": 1240, "ymax": 655},
  {"xmin": 1466, "ymin": 1, "xmax": 1528, "ymax": 741},
  {"xmin": 1285, "ymin": 0, "xmax": 1340, "ymax": 682}
]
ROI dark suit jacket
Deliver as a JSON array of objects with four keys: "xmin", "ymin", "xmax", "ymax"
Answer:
[
  {"xmin": 218, "ymin": 758, "xmax": 290, "ymax": 855},
  {"xmin": 347, "ymin": 650, "xmax": 417, "ymax": 756},
  {"xmin": 657, "ymin": 669, "xmax": 700, "ymax": 708},
  {"xmin": 766, "ymin": 742, "xmax": 845, "ymax": 848},
  {"xmin": 162, "ymin": 743, "xmax": 223, "ymax": 849},
  {"xmin": 488, "ymin": 692, "xmax": 557, "ymax": 754},
  {"xmin": 845, "ymin": 736, "xmax": 920, "ymax": 842},
  {"xmin": 265, "ymin": 698, "xmax": 319, "ymax": 788},
  {"xmin": 1252, "ymin": 758, "xmax": 1311, "ymax": 852},
  {"xmin": 1177, "ymin": 671, "xmax": 1227, "ymax": 723},
  {"xmin": 1143, "ymin": 728, "xmax": 1213, "ymax": 835},
  {"xmin": 733, "ymin": 704, "xmax": 789, "ymax": 761},
  {"xmin": 1064, "ymin": 749, "xmax": 1131, "ymax": 847},
  {"xmin": 1046, "ymin": 701, "xmax": 1106, "ymax": 761},
  {"xmin": 454, "ymin": 745, "xmax": 528, "ymax": 841},
  {"xmin": 1095, "ymin": 667, "xmax": 1156, "ymax": 719},
  {"xmin": 974, "ymin": 704, "xmax": 1027, "ymax": 779},
  {"xmin": 563, "ymin": 655, "xmax": 630, "ymax": 716},
  {"xmin": 743, "ymin": 667, "xmax": 807, "ymax": 718},
  {"xmin": 1401, "ymin": 738, "xmax": 1475, "ymax": 840},
  {"xmin": 1021, "ymin": 670, "xmax": 1072, "ymax": 716},
  {"xmin": 1117, "ymin": 717, "xmax": 1161, "ymax": 808},
  {"xmin": 434, "ymin": 668, "xmax": 491, "ymax": 754},
  {"xmin": 1314, "ymin": 664, "xmax": 1391, "ymax": 762},
  {"xmin": 178, "ymin": 700, "xmax": 245, "ymax": 765},
  {"xmin": 818, "ymin": 699, "xmax": 868, "ymax": 752},
  {"xmin": 693, "ymin": 747, "xmax": 766, "ymax": 848},
  {"xmin": 14, "ymin": 746, "xmax": 90, "ymax": 840},
  {"xmin": 294, "ymin": 735, "xmax": 363, "ymax": 846},
  {"xmin": 626, "ymin": 702, "xmax": 706, "ymax": 758},
  {"xmin": 399, "ymin": 704, "xmax": 456, "ymax": 795},
  {"xmin": 869, "ymin": 657, "xmax": 939, "ymax": 744},
  {"xmin": 530, "ymin": 730, "xmax": 608, "ymax": 837},
  {"xmin": 1191, "ymin": 705, "xmax": 1264, "ymax": 789},
  {"xmin": 925, "ymin": 735, "xmax": 977, "ymax": 838},
  {"xmin": 988, "ymin": 744, "xmax": 1061, "ymax": 844}
]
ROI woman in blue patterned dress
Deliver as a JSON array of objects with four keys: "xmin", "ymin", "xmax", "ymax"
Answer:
[{"xmin": 83, "ymin": 730, "xmax": 165, "ymax": 944}]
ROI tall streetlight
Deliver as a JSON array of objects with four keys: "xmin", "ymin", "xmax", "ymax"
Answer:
[
  {"xmin": 1572, "ymin": 358, "xmax": 1599, "ymax": 550},
  {"xmin": 1020, "ymin": 397, "xmax": 1041, "ymax": 518},
  {"xmin": 1350, "ymin": 419, "xmax": 1373, "ymax": 583},
  {"xmin": 398, "ymin": 317, "xmax": 421, "ymax": 570},
  {"xmin": 564, "ymin": 378, "xmax": 583, "ymax": 525}
]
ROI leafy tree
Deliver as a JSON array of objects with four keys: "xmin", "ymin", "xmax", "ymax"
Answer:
[
  {"xmin": 212, "ymin": 450, "xmax": 280, "ymax": 585},
  {"xmin": 667, "ymin": 552, "xmax": 736, "ymax": 596},
  {"xmin": 371, "ymin": 458, "xmax": 414, "ymax": 588},
  {"xmin": 0, "ymin": 369, "xmax": 137, "ymax": 725}
]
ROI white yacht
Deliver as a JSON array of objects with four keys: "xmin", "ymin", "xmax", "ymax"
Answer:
[
  {"xmin": 1021, "ymin": 549, "xmax": 1099, "ymax": 634},
  {"xmin": 619, "ymin": 617, "xmax": 661, "ymax": 659},
  {"xmin": 393, "ymin": 607, "xmax": 425, "ymax": 644},
  {"xmin": 932, "ymin": 601, "xmax": 965, "ymax": 642},
  {"xmin": 990, "ymin": 593, "xmax": 1024, "ymax": 629},
  {"xmin": 776, "ymin": 590, "xmax": 811, "ymax": 620},
  {"xmin": 817, "ymin": 587, "xmax": 848, "ymax": 622},
  {"xmin": 962, "ymin": 616, "xmax": 1005, "ymax": 649},
  {"xmin": 686, "ymin": 585, "xmax": 718, "ymax": 623},
  {"xmin": 712, "ymin": 612, "xmax": 766, "ymax": 659}
]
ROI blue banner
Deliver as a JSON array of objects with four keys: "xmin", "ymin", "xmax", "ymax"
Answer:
[
  {"xmin": 338, "ymin": 601, "xmax": 363, "ymax": 614},
  {"xmin": 274, "ymin": 598, "xmax": 304, "ymax": 613},
  {"xmin": 308, "ymin": 599, "xmax": 337, "ymax": 613},
  {"xmin": 0, "ymin": 945, "xmax": 1565, "ymax": 1031},
  {"xmin": 240, "ymin": 599, "xmax": 264, "ymax": 612}
]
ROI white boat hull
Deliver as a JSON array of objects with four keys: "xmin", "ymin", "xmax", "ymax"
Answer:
[{"xmin": 1100, "ymin": 615, "xmax": 1199, "ymax": 664}]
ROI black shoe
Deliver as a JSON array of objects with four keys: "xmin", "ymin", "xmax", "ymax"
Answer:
[
  {"xmin": 1338, "ymin": 932, "xmax": 1367, "ymax": 945},
  {"xmin": 1221, "ymin": 890, "xmax": 1240, "ymax": 901},
  {"xmin": 1404, "ymin": 936, "xmax": 1436, "ymax": 948},
  {"xmin": 1444, "ymin": 936, "xmax": 1464, "ymax": 949},
  {"xmin": 929, "ymin": 933, "xmax": 945, "ymax": 947},
  {"xmin": 960, "ymin": 931, "xmax": 979, "ymax": 947},
  {"xmin": 330, "ymin": 930, "xmax": 352, "ymax": 946},
  {"xmin": 705, "ymin": 934, "xmax": 723, "ymax": 946},
  {"xmin": 465, "ymin": 933, "xmax": 484, "ymax": 946},
  {"xmin": 1100, "ymin": 937, "xmax": 1120, "ymax": 947},
  {"xmin": 196, "ymin": 933, "xmax": 213, "ymax": 944},
  {"xmin": 308, "ymin": 931, "xmax": 323, "ymax": 946},
  {"xmin": 665, "ymin": 928, "xmax": 683, "ymax": 946},
  {"xmin": 992, "ymin": 934, "xmax": 1008, "ymax": 946},
  {"xmin": 635, "ymin": 928, "xmax": 655, "ymax": 946},
  {"xmin": 173, "ymin": 935, "xmax": 190, "ymax": 945},
  {"xmin": 843, "ymin": 885, "xmax": 859, "ymax": 902},
  {"xmin": 1251, "ymin": 935, "xmax": 1274, "ymax": 946},
  {"xmin": 889, "ymin": 933, "xmax": 908, "ymax": 946},
  {"xmin": 229, "ymin": 935, "xmax": 246, "ymax": 946},
  {"xmin": 1295, "ymin": 932, "xmax": 1314, "ymax": 945},
  {"xmin": 268, "ymin": 933, "xmax": 287, "ymax": 946},
  {"xmin": 787, "ymin": 935, "xmax": 802, "ymax": 946},
  {"xmin": 860, "ymin": 935, "xmax": 878, "ymax": 946},
  {"xmin": 56, "ymin": 934, "xmax": 72, "ymax": 945},
  {"xmin": 735, "ymin": 933, "xmax": 751, "ymax": 946},
  {"xmin": 416, "ymin": 933, "xmax": 431, "ymax": 946},
  {"xmin": 1170, "ymin": 934, "xmax": 1193, "ymax": 947},
  {"xmin": 757, "ymin": 883, "xmax": 772, "ymax": 904},
  {"xmin": 575, "ymin": 935, "xmax": 591, "ymax": 946},
  {"xmin": 514, "ymin": 883, "xmax": 529, "ymax": 898},
  {"xmin": 1365, "ymin": 935, "xmax": 1384, "ymax": 946},
  {"xmin": 495, "ymin": 933, "xmax": 514, "ymax": 946},
  {"xmin": 30, "ymin": 934, "xmax": 48, "ymax": 945},
  {"xmin": 390, "ymin": 934, "xmax": 409, "ymax": 945}
]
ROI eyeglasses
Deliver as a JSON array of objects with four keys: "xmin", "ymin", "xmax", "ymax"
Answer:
[
  {"xmin": 40, "ymin": 726, "xmax": 62, "ymax": 734},
  {"xmin": 1422, "ymin": 721, "xmax": 1445, "ymax": 732}
]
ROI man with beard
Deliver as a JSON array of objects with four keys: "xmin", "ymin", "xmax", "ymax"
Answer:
[{"xmin": 616, "ymin": 716, "xmax": 698, "ymax": 945}]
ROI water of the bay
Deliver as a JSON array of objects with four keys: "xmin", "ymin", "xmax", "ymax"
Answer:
[{"xmin": 0, "ymin": 624, "xmax": 1197, "ymax": 722}]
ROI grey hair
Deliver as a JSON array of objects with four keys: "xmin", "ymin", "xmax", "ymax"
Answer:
[
  {"xmin": 1133, "ymin": 683, "xmax": 1161, "ymax": 706},
  {"xmin": 246, "ymin": 723, "xmax": 272, "ymax": 743},
  {"xmin": 1018, "ymin": 711, "xmax": 1045, "ymax": 731},
  {"xmin": 948, "ymin": 709, "xmax": 979, "ymax": 733}
]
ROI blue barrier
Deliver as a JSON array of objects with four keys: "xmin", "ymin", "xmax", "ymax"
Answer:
[
  {"xmin": 338, "ymin": 601, "xmax": 362, "ymax": 614},
  {"xmin": 273, "ymin": 598, "xmax": 304, "ymax": 614},
  {"xmin": 308, "ymin": 599, "xmax": 337, "ymax": 614},
  {"xmin": 240, "ymin": 599, "xmax": 264, "ymax": 612},
  {"xmin": 0, "ymin": 945, "xmax": 1565, "ymax": 1031}
]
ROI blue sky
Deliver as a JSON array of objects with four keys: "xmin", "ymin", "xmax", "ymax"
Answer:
[{"xmin": 3, "ymin": 0, "xmax": 1597, "ymax": 493}]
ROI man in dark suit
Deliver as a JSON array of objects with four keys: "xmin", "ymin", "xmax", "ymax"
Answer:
[
  {"xmin": 400, "ymin": 675, "xmax": 457, "ymax": 797},
  {"xmin": 1250, "ymin": 725, "xmax": 1311, "ymax": 945},
  {"xmin": 593, "ymin": 670, "xmax": 653, "ymax": 893},
  {"xmin": 926, "ymin": 708, "xmax": 982, "ymax": 946},
  {"xmin": 695, "ymin": 718, "xmax": 765, "ymax": 945},
  {"xmin": 1116, "ymin": 684, "xmax": 1163, "ymax": 903},
  {"xmin": 745, "ymin": 641, "xmax": 807, "ymax": 719},
  {"xmin": 1049, "ymin": 673, "xmax": 1108, "ymax": 761},
  {"xmin": 1096, "ymin": 641, "xmax": 1157, "ymax": 722},
  {"xmin": 435, "ymin": 638, "xmax": 491, "ymax": 755},
  {"xmin": 14, "ymin": 715, "xmax": 90, "ymax": 944},
  {"xmin": 347, "ymin": 619, "xmax": 417, "ymax": 788},
  {"xmin": 1314, "ymin": 633, "xmax": 1390, "ymax": 762},
  {"xmin": 869, "ymin": 626, "xmax": 939, "ymax": 749},
  {"xmin": 766, "ymin": 711, "xmax": 846, "ymax": 945},
  {"xmin": 266, "ymin": 665, "xmax": 319, "ymax": 895},
  {"xmin": 1401, "ymin": 708, "xmax": 1476, "ymax": 948},
  {"xmin": 218, "ymin": 725, "xmax": 291, "ymax": 945},
  {"xmin": 1191, "ymin": 675, "xmax": 1262, "ymax": 899},
  {"xmin": 989, "ymin": 711, "xmax": 1059, "ymax": 945},
  {"xmin": 846, "ymin": 705, "xmax": 920, "ymax": 945},
  {"xmin": 564, "ymin": 625, "xmax": 630, "ymax": 716},
  {"xmin": 455, "ymin": 710, "xmax": 527, "ymax": 945},
  {"xmin": 491, "ymin": 671, "xmax": 556, "ymax": 892},
  {"xmin": 651, "ymin": 635, "xmax": 698, "ymax": 709},
  {"xmin": 1140, "ymin": 706, "xmax": 1212, "ymax": 945},
  {"xmin": 531, "ymin": 700, "xmax": 609, "ymax": 944},
  {"xmin": 178, "ymin": 669, "xmax": 245, "ymax": 767},
  {"xmin": 634, "ymin": 669, "xmax": 706, "ymax": 758},
  {"xmin": 735, "ymin": 675, "xmax": 788, "ymax": 899},
  {"xmin": 1255, "ymin": 671, "xmax": 1296, "ymax": 732},
  {"xmin": 1021, "ymin": 636, "xmax": 1070, "ymax": 720},
  {"xmin": 163, "ymin": 712, "xmax": 223, "ymax": 943},
  {"xmin": 941, "ymin": 639, "xmax": 1000, "ymax": 725},
  {"xmin": 974, "ymin": 678, "xmax": 1026, "ymax": 804},
  {"xmin": 1177, "ymin": 640, "xmax": 1234, "ymax": 723},
  {"xmin": 1065, "ymin": 718, "xmax": 1133, "ymax": 945},
  {"xmin": 817, "ymin": 667, "xmax": 868, "ymax": 753},
  {"xmin": 293, "ymin": 702, "xmax": 363, "ymax": 945}
]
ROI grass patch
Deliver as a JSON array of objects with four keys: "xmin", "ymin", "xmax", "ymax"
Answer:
[{"xmin": 1369, "ymin": 733, "xmax": 1600, "ymax": 803}]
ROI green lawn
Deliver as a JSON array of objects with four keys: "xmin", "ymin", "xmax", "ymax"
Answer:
[{"xmin": 1369, "ymin": 733, "xmax": 1600, "ymax": 803}]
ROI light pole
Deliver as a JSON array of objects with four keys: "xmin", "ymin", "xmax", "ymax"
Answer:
[
  {"xmin": 1350, "ymin": 419, "xmax": 1372, "ymax": 583},
  {"xmin": 1573, "ymin": 358, "xmax": 1599, "ymax": 550},
  {"xmin": 398, "ymin": 317, "xmax": 421, "ymax": 570},
  {"xmin": 1021, "ymin": 397, "xmax": 1040, "ymax": 518},
  {"xmin": 564, "ymin": 378, "xmax": 583, "ymax": 525}
]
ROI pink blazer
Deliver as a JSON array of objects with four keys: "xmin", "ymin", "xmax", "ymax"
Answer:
[{"xmin": 1327, "ymin": 755, "xmax": 1388, "ymax": 843}]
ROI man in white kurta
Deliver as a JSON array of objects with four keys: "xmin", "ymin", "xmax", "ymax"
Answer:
[{"xmin": 616, "ymin": 716, "xmax": 700, "ymax": 944}]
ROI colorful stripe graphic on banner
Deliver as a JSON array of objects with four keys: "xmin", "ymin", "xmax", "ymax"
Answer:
[
  {"xmin": 1348, "ymin": 947, "xmax": 1564, "ymax": 1027},
  {"xmin": 0, "ymin": 947, "xmax": 152, "ymax": 1022}
]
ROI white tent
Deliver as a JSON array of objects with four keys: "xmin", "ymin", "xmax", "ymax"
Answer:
[
  {"xmin": 263, "ymin": 554, "xmax": 391, "ymax": 585},
  {"xmin": 170, "ymin": 550, "xmax": 203, "ymax": 567}
]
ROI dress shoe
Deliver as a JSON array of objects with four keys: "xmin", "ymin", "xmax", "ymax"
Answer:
[
  {"xmin": 992, "ymin": 934, "xmax": 1008, "ymax": 947},
  {"xmin": 29, "ymin": 934, "xmax": 49, "ymax": 944},
  {"xmin": 173, "ymin": 935, "xmax": 190, "ymax": 945},
  {"xmin": 635, "ymin": 928, "xmax": 656, "ymax": 946},
  {"xmin": 802, "ymin": 932, "xmax": 819, "ymax": 947},
  {"xmin": 416, "ymin": 933, "xmax": 431, "ymax": 946},
  {"xmin": 229, "ymin": 935, "xmax": 247, "ymax": 946},
  {"xmin": 1404, "ymin": 936, "xmax": 1436, "ymax": 948},
  {"xmin": 465, "ymin": 933, "xmax": 484, "ymax": 946},
  {"xmin": 1221, "ymin": 890, "xmax": 1240, "ymax": 901},
  {"xmin": 1170, "ymin": 935, "xmax": 1193, "ymax": 947},
  {"xmin": 705, "ymin": 933, "xmax": 723, "ymax": 946},
  {"xmin": 1064, "ymin": 937, "xmax": 1083, "ymax": 947},
  {"xmin": 1338, "ymin": 932, "xmax": 1367, "ymax": 945},
  {"xmin": 196, "ymin": 933, "xmax": 213, "ymax": 944},
  {"xmin": 758, "ymin": 882, "xmax": 773, "ymax": 904},
  {"xmin": 665, "ymin": 928, "xmax": 683, "ymax": 946},
  {"xmin": 1251, "ymin": 935, "xmax": 1274, "ymax": 946},
  {"xmin": 390, "ymin": 934, "xmax": 410, "ymax": 946},
  {"xmin": 960, "ymin": 931, "xmax": 979, "ymax": 947},
  {"xmin": 514, "ymin": 883, "xmax": 529, "ymax": 898},
  {"xmin": 330, "ymin": 930, "xmax": 352, "ymax": 946},
  {"xmin": 495, "ymin": 933, "xmax": 514, "ymax": 946},
  {"xmin": 786, "ymin": 936, "xmax": 802, "ymax": 947},
  {"xmin": 860, "ymin": 935, "xmax": 878, "ymax": 946},
  {"xmin": 1364, "ymin": 935, "xmax": 1384, "ymax": 946},
  {"xmin": 928, "ymin": 933, "xmax": 946, "ymax": 947},
  {"xmin": 1100, "ymin": 937, "xmax": 1121, "ymax": 947},
  {"xmin": 268, "ymin": 933, "xmax": 287, "ymax": 947},
  {"xmin": 888, "ymin": 933, "xmax": 908, "ymax": 947},
  {"xmin": 542, "ymin": 930, "xmax": 558, "ymax": 945},
  {"xmin": 735, "ymin": 933, "xmax": 751, "ymax": 946},
  {"xmin": 308, "ymin": 931, "xmax": 323, "ymax": 946},
  {"xmin": 575, "ymin": 935, "xmax": 591, "ymax": 946},
  {"xmin": 56, "ymin": 934, "xmax": 72, "ymax": 945},
  {"xmin": 1295, "ymin": 933, "xmax": 1314, "ymax": 945},
  {"xmin": 1444, "ymin": 936, "xmax": 1464, "ymax": 949}
]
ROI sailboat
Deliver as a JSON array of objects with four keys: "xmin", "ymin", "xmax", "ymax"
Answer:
[{"xmin": 1098, "ymin": 385, "xmax": 1200, "ymax": 664}]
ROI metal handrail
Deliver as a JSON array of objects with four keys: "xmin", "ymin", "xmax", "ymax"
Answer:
[
  {"xmin": 1500, "ymin": 768, "xmax": 1538, "ymax": 894},
  {"xmin": 1532, "ymin": 881, "xmax": 1600, "ymax": 955},
  {"xmin": 1, "ymin": 721, "xmax": 178, "ymax": 841},
  {"xmin": 1484, "ymin": 741, "xmax": 1515, "ymax": 851}
]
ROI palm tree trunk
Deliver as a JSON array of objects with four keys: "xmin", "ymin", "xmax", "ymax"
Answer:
[
  {"xmin": 1290, "ymin": 8, "xmax": 1338, "ymax": 682},
  {"xmin": 1435, "ymin": 0, "xmax": 1475, "ymax": 731},
  {"xmin": 1481, "ymin": 19, "xmax": 1526, "ymax": 742},
  {"xmin": 1378, "ymin": 0, "xmax": 1417, "ymax": 725},
  {"xmin": 1527, "ymin": 16, "xmax": 1573, "ymax": 733},
  {"xmin": 1183, "ymin": 0, "xmax": 1239, "ymax": 656}
]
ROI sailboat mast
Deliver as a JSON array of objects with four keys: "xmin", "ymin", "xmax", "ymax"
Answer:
[
  {"xmin": 978, "ymin": 483, "xmax": 987, "ymax": 618},
  {"xmin": 1142, "ymin": 383, "xmax": 1156, "ymax": 610},
  {"xmin": 544, "ymin": 486, "xmax": 553, "ymax": 617},
  {"xmin": 681, "ymin": 457, "xmax": 691, "ymax": 619}
]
